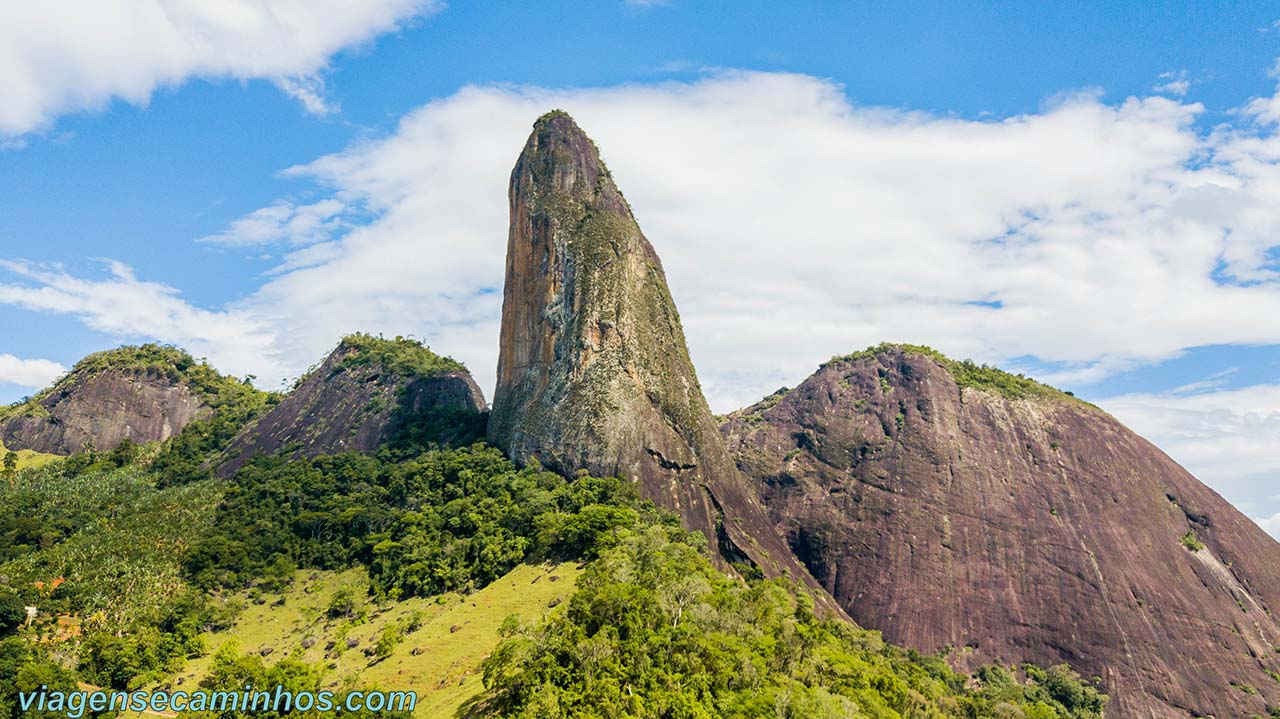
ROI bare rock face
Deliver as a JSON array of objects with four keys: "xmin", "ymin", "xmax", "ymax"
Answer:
[
  {"xmin": 0, "ymin": 345, "xmax": 214, "ymax": 455},
  {"xmin": 722, "ymin": 345, "xmax": 1280, "ymax": 718},
  {"xmin": 216, "ymin": 334, "xmax": 485, "ymax": 477},
  {"xmin": 488, "ymin": 112, "xmax": 814, "ymax": 582}
]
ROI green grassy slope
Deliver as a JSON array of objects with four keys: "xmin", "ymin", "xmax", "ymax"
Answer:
[
  {"xmin": 147, "ymin": 563, "xmax": 581, "ymax": 718},
  {"xmin": 0, "ymin": 438, "xmax": 61, "ymax": 470}
]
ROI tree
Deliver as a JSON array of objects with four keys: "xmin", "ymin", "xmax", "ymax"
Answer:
[
  {"xmin": 2, "ymin": 452, "xmax": 16, "ymax": 487},
  {"xmin": 0, "ymin": 592, "xmax": 24, "ymax": 636}
]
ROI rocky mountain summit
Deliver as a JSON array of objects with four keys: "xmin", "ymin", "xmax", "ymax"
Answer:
[
  {"xmin": 215, "ymin": 334, "xmax": 485, "ymax": 477},
  {"xmin": 487, "ymin": 111, "xmax": 817, "ymax": 585},
  {"xmin": 722, "ymin": 344, "xmax": 1280, "ymax": 718},
  {"xmin": 9, "ymin": 110, "xmax": 1280, "ymax": 718},
  {"xmin": 0, "ymin": 344, "xmax": 225, "ymax": 455}
]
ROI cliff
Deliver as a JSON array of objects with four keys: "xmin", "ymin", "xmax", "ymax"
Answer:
[
  {"xmin": 487, "ymin": 112, "xmax": 818, "ymax": 586},
  {"xmin": 722, "ymin": 344, "xmax": 1280, "ymax": 717}
]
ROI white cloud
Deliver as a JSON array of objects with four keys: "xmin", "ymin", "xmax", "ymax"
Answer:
[
  {"xmin": 1153, "ymin": 70, "xmax": 1191, "ymax": 97},
  {"xmin": 10, "ymin": 70, "xmax": 1280, "ymax": 419},
  {"xmin": 1103, "ymin": 383, "xmax": 1280, "ymax": 537},
  {"xmin": 218, "ymin": 71, "xmax": 1280, "ymax": 412},
  {"xmin": 0, "ymin": 0, "xmax": 439, "ymax": 136},
  {"xmin": 0, "ymin": 354, "xmax": 66, "ymax": 389},
  {"xmin": 1256, "ymin": 512, "xmax": 1280, "ymax": 539},
  {"xmin": 273, "ymin": 74, "xmax": 339, "ymax": 116},
  {"xmin": 0, "ymin": 260, "xmax": 283, "ymax": 385},
  {"xmin": 197, "ymin": 198, "xmax": 349, "ymax": 247}
]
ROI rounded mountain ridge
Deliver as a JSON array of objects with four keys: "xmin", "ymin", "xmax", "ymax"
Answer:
[
  {"xmin": 214, "ymin": 333, "xmax": 485, "ymax": 477},
  {"xmin": 723, "ymin": 343, "xmax": 1280, "ymax": 717},
  {"xmin": 0, "ymin": 343, "xmax": 243, "ymax": 455}
]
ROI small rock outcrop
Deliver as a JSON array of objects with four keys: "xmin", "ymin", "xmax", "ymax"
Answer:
[
  {"xmin": 487, "ymin": 112, "xmax": 815, "ymax": 585},
  {"xmin": 215, "ymin": 334, "xmax": 485, "ymax": 477},
  {"xmin": 0, "ymin": 344, "xmax": 221, "ymax": 455},
  {"xmin": 722, "ymin": 344, "xmax": 1280, "ymax": 718}
]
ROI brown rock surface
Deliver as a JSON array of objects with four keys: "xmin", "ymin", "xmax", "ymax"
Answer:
[
  {"xmin": 722, "ymin": 344, "xmax": 1280, "ymax": 718},
  {"xmin": 0, "ymin": 346, "xmax": 213, "ymax": 455},
  {"xmin": 216, "ymin": 335, "xmax": 485, "ymax": 477},
  {"xmin": 487, "ymin": 111, "xmax": 818, "ymax": 586}
]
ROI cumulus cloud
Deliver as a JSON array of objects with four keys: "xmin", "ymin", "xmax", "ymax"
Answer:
[
  {"xmin": 0, "ymin": 259, "xmax": 283, "ymax": 385},
  {"xmin": 0, "ymin": 0, "xmax": 439, "ymax": 136},
  {"xmin": 177, "ymin": 71, "xmax": 1280, "ymax": 410},
  {"xmin": 197, "ymin": 198, "xmax": 350, "ymax": 247},
  {"xmin": 0, "ymin": 354, "xmax": 66, "ymax": 389},
  {"xmin": 1153, "ymin": 70, "xmax": 1191, "ymax": 97},
  {"xmin": 10, "ymin": 71, "xmax": 1280, "ymax": 417},
  {"xmin": 1103, "ymin": 383, "xmax": 1280, "ymax": 538}
]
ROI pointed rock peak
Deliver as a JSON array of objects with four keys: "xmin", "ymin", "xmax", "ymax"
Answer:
[
  {"xmin": 531, "ymin": 108, "xmax": 586, "ymax": 140},
  {"xmin": 512, "ymin": 110, "xmax": 631, "ymax": 218},
  {"xmin": 489, "ymin": 113, "xmax": 832, "ymax": 606}
]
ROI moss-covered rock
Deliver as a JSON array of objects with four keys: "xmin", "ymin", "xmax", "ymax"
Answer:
[
  {"xmin": 824, "ymin": 342, "xmax": 1083, "ymax": 402},
  {"xmin": 487, "ymin": 112, "xmax": 827, "ymax": 600}
]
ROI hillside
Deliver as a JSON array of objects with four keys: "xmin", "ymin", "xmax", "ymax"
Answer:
[
  {"xmin": 142, "ymin": 564, "xmax": 582, "ymax": 719},
  {"xmin": 0, "ymin": 404, "xmax": 1104, "ymax": 719},
  {"xmin": 214, "ymin": 334, "xmax": 485, "ymax": 478},
  {"xmin": 722, "ymin": 343, "xmax": 1280, "ymax": 717},
  {"xmin": 15, "ymin": 111, "xmax": 1280, "ymax": 719},
  {"xmin": 0, "ymin": 344, "xmax": 257, "ymax": 456},
  {"xmin": 0, "ymin": 438, "xmax": 59, "ymax": 473}
]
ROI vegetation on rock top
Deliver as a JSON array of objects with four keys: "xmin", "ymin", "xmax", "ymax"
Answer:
[
  {"xmin": 0, "ymin": 343, "xmax": 267, "ymax": 421},
  {"xmin": 336, "ymin": 333, "xmax": 467, "ymax": 379},
  {"xmin": 825, "ymin": 342, "xmax": 1081, "ymax": 402}
]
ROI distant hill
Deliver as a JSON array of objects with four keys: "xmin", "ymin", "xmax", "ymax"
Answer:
[
  {"xmin": 214, "ymin": 334, "xmax": 485, "ymax": 477},
  {"xmin": 0, "ymin": 344, "xmax": 255, "ymax": 456}
]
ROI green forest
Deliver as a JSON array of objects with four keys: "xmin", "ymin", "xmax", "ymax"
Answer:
[{"xmin": 0, "ymin": 342, "xmax": 1106, "ymax": 718}]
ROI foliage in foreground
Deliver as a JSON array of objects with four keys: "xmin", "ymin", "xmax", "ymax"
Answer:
[
  {"xmin": 0, "ymin": 402, "xmax": 1109, "ymax": 719},
  {"xmin": 177, "ymin": 642, "xmax": 411, "ymax": 719},
  {"xmin": 185, "ymin": 444, "xmax": 645, "ymax": 598},
  {"xmin": 473, "ymin": 525, "xmax": 1106, "ymax": 719}
]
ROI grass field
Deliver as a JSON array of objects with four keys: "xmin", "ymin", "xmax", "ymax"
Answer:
[
  {"xmin": 0, "ymin": 437, "xmax": 62, "ymax": 471},
  {"xmin": 138, "ymin": 563, "xmax": 581, "ymax": 718}
]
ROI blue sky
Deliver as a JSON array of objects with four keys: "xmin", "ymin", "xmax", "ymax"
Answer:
[{"xmin": 3, "ymin": 1, "xmax": 1280, "ymax": 533}]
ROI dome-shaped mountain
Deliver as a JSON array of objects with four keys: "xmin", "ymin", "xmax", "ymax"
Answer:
[
  {"xmin": 0, "ymin": 344, "xmax": 241, "ymax": 455},
  {"xmin": 722, "ymin": 344, "xmax": 1280, "ymax": 718},
  {"xmin": 214, "ymin": 334, "xmax": 485, "ymax": 477},
  {"xmin": 487, "ymin": 112, "xmax": 822, "ymax": 589}
]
